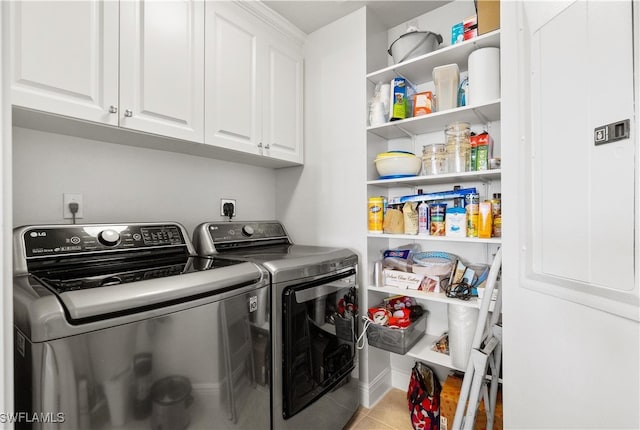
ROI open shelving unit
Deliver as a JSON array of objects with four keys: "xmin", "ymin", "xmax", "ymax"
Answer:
[{"xmin": 365, "ymin": 24, "xmax": 502, "ymax": 373}]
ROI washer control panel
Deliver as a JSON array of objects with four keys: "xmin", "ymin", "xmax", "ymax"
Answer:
[{"xmin": 23, "ymin": 224, "xmax": 186, "ymax": 257}]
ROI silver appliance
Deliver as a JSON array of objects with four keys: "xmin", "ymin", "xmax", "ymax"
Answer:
[
  {"xmin": 192, "ymin": 221, "xmax": 359, "ymax": 430},
  {"xmin": 13, "ymin": 222, "xmax": 270, "ymax": 430}
]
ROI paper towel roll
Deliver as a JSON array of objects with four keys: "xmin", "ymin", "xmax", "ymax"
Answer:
[
  {"xmin": 447, "ymin": 303, "xmax": 479, "ymax": 369},
  {"xmin": 468, "ymin": 47, "xmax": 500, "ymax": 105}
]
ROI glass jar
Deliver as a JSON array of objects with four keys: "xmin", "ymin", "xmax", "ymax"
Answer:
[
  {"xmin": 422, "ymin": 143, "xmax": 447, "ymax": 175},
  {"xmin": 445, "ymin": 121, "xmax": 471, "ymax": 173}
]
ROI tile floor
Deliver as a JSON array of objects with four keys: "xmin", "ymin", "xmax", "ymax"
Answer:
[{"xmin": 343, "ymin": 388, "xmax": 412, "ymax": 430}]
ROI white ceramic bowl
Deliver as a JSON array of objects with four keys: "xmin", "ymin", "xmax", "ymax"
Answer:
[{"xmin": 374, "ymin": 155, "xmax": 421, "ymax": 177}]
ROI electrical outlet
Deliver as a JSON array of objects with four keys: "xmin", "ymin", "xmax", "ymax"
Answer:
[
  {"xmin": 63, "ymin": 193, "xmax": 84, "ymax": 219},
  {"xmin": 220, "ymin": 199, "xmax": 236, "ymax": 218}
]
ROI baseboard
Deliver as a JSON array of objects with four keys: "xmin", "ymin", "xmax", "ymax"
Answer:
[{"xmin": 359, "ymin": 366, "xmax": 391, "ymax": 408}]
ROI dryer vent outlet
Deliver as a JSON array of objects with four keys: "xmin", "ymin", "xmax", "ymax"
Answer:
[{"xmin": 221, "ymin": 199, "xmax": 236, "ymax": 218}]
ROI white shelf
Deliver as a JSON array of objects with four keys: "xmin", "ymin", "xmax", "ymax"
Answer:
[
  {"xmin": 367, "ymin": 30, "xmax": 500, "ymax": 85},
  {"xmin": 405, "ymin": 334, "xmax": 464, "ymax": 371},
  {"xmin": 367, "ymin": 169, "xmax": 501, "ymax": 187},
  {"xmin": 367, "ymin": 99, "xmax": 500, "ymax": 139},
  {"xmin": 368, "ymin": 285, "xmax": 480, "ymax": 308},
  {"xmin": 367, "ymin": 233, "xmax": 501, "ymax": 244}
]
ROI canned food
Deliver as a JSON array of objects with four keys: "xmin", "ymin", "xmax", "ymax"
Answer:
[
  {"xmin": 368, "ymin": 197, "xmax": 384, "ymax": 233},
  {"xmin": 429, "ymin": 203, "xmax": 447, "ymax": 236},
  {"xmin": 465, "ymin": 193, "xmax": 479, "ymax": 237}
]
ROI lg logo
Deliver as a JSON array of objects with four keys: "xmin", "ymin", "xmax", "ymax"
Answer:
[{"xmin": 29, "ymin": 231, "xmax": 47, "ymax": 238}]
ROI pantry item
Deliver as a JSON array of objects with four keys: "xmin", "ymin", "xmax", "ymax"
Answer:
[
  {"xmin": 445, "ymin": 207, "xmax": 467, "ymax": 237},
  {"xmin": 451, "ymin": 22, "xmax": 464, "ymax": 44},
  {"xmin": 468, "ymin": 47, "xmax": 500, "ymax": 105},
  {"xmin": 470, "ymin": 132, "xmax": 492, "ymax": 171},
  {"xmin": 429, "ymin": 203, "xmax": 447, "ymax": 236},
  {"xmin": 465, "ymin": 192, "xmax": 480, "ymax": 237},
  {"xmin": 413, "ymin": 91, "xmax": 433, "ymax": 116},
  {"xmin": 369, "ymin": 82, "xmax": 391, "ymax": 126},
  {"xmin": 489, "ymin": 157, "xmax": 501, "ymax": 170},
  {"xmin": 445, "ymin": 121, "xmax": 471, "ymax": 173},
  {"xmin": 389, "ymin": 77, "xmax": 415, "ymax": 120},
  {"xmin": 368, "ymin": 197, "xmax": 385, "ymax": 233},
  {"xmin": 433, "ymin": 64, "xmax": 460, "ymax": 111},
  {"xmin": 369, "ymin": 101, "xmax": 387, "ymax": 126},
  {"xmin": 422, "ymin": 143, "xmax": 447, "ymax": 175},
  {"xmin": 478, "ymin": 201, "xmax": 493, "ymax": 238},
  {"xmin": 457, "ymin": 77, "xmax": 469, "ymax": 107},
  {"xmin": 491, "ymin": 193, "xmax": 502, "ymax": 238},
  {"xmin": 403, "ymin": 202, "xmax": 419, "ymax": 235},
  {"xmin": 463, "ymin": 15, "xmax": 478, "ymax": 40},
  {"xmin": 388, "ymin": 30, "xmax": 443, "ymax": 64},
  {"xmin": 417, "ymin": 201, "xmax": 429, "ymax": 235},
  {"xmin": 383, "ymin": 208, "xmax": 404, "ymax": 234},
  {"xmin": 374, "ymin": 153, "xmax": 422, "ymax": 178}
]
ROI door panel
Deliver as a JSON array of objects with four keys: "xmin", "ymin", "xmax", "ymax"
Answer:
[
  {"xmin": 204, "ymin": 2, "xmax": 261, "ymax": 154},
  {"xmin": 263, "ymin": 39, "xmax": 303, "ymax": 163},
  {"xmin": 523, "ymin": 0, "xmax": 637, "ymax": 318},
  {"xmin": 10, "ymin": 0, "xmax": 119, "ymax": 125},
  {"xmin": 119, "ymin": 0, "xmax": 204, "ymax": 142}
]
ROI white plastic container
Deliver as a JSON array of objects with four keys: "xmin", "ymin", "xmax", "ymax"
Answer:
[
  {"xmin": 468, "ymin": 47, "xmax": 500, "ymax": 105},
  {"xmin": 433, "ymin": 64, "xmax": 460, "ymax": 111}
]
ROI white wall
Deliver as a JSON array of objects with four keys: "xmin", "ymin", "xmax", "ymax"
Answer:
[
  {"xmin": 1, "ymin": 1, "xmax": 14, "ymax": 423},
  {"xmin": 12, "ymin": 127, "xmax": 277, "ymax": 235},
  {"xmin": 275, "ymin": 8, "xmax": 367, "ymax": 252}
]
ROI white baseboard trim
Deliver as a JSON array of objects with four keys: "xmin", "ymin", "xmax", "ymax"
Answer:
[{"xmin": 359, "ymin": 367, "xmax": 391, "ymax": 408}]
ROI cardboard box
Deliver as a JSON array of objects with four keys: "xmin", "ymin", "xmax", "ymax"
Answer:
[
  {"xmin": 477, "ymin": 0, "xmax": 500, "ymax": 35},
  {"xmin": 439, "ymin": 374, "xmax": 503, "ymax": 430}
]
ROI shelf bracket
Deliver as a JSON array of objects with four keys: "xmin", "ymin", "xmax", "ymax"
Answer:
[
  {"xmin": 395, "ymin": 124, "xmax": 414, "ymax": 139},
  {"xmin": 472, "ymin": 106, "xmax": 490, "ymax": 125}
]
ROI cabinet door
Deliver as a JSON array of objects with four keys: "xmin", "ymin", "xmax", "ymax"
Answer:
[
  {"xmin": 10, "ymin": 0, "xmax": 119, "ymax": 125},
  {"xmin": 262, "ymin": 35, "xmax": 304, "ymax": 164},
  {"xmin": 204, "ymin": 1, "xmax": 262, "ymax": 155},
  {"xmin": 516, "ymin": 0, "xmax": 637, "ymax": 318},
  {"xmin": 119, "ymin": 0, "xmax": 204, "ymax": 142}
]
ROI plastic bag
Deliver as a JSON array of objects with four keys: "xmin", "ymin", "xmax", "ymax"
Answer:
[{"xmin": 407, "ymin": 362, "xmax": 441, "ymax": 430}]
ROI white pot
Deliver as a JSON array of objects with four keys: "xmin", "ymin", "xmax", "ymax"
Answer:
[{"xmin": 388, "ymin": 31, "xmax": 443, "ymax": 64}]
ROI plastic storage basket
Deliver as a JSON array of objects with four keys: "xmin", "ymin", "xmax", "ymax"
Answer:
[{"xmin": 366, "ymin": 313, "xmax": 427, "ymax": 354}]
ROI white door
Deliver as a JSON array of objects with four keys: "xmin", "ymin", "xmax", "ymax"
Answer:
[
  {"xmin": 119, "ymin": 0, "xmax": 204, "ymax": 142},
  {"xmin": 503, "ymin": 0, "xmax": 639, "ymax": 427},
  {"xmin": 204, "ymin": 1, "xmax": 262, "ymax": 155},
  {"xmin": 510, "ymin": 0, "xmax": 637, "ymax": 318},
  {"xmin": 262, "ymin": 35, "xmax": 304, "ymax": 164},
  {"xmin": 10, "ymin": 0, "xmax": 119, "ymax": 125}
]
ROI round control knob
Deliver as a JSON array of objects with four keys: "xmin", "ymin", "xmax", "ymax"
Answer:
[
  {"xmin": 241, "ymin": 225, "xmax": 255, "ymax": 237},
  {"xmin": 98, "ymin": 229, "xmax": 120, "ymax": 246}
]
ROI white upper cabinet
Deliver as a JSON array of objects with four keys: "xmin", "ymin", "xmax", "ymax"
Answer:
[
  {"xmin": 205, "ymin": 2, "xmax": 262, "ymax": 155},
  {"xmin": 262, "ymin": 34, "xmax": 304, "ymax": 163},
  {"xmin": 10, "ymin": 0, "xmax": 303, "ymax": 167},
  {"xmin": 10, "ymin": 1, "xmax": 119, "ymax": 125},
  {"xmin": 204, "ymin": 1, "xmax": 304, "ymax": 164},
  {"xmin": 11, "ymin": 0, "xmax": 205, "ymax": 143},
  {"xmin": 119, "ymin": 0, "xmax": 204, "ymax": 142}
]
